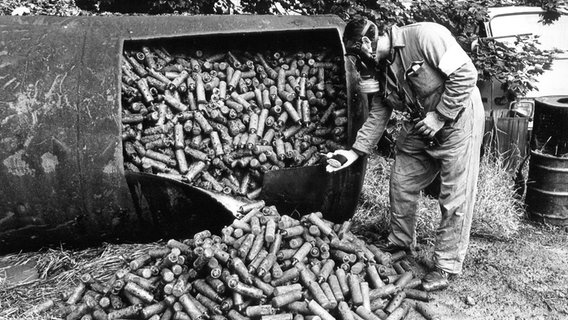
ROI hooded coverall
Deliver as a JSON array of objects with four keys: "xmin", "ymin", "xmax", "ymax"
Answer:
[{"xmin": 351, "ymin": 22, "xmax": 485, "ymax": 274}]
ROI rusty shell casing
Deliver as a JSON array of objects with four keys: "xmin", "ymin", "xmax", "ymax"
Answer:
[
  {"xmin": 141, "ymin": 301, "xmax": 168, "ymax": 319},
  {"xmin": 281, "ymin": 225, "xmax": 305, "ymax": 239},
  {"xmin": 403, "ymin": 288, "xmax": 430, "ymax": 302},
  {"xmin": 109, "ymin": 294, "xmax": 125, "ymax": 310},
  {"xmin": 330, "ymin": 250, "xmax": 355, "ymax": 264},
  {"xmin": 369, "ymin": 297, "xmax": 387, "ymax": 312},
  {"xmin": 384, "ymin": 303, "xmax": 410, "ymax": 320},
  {"xmin": 227, "ymin": 310, "xmax": 250, "ymax": 320},
  {"xmin": 297, "ymin": 263, "xmax": 316, "ymax": 287},
  {"xmin": 337, "ymin": 301, "xmax": 354, "ymax": 320},
  {"xmin": 392, "ymin": 262, "xmax": 405, "ymax": 275},
  {"xmin": 348, "ymin": 274, "xmax": 364, "ymax": 306},
  {"xmin": 368, "ymin": 284, "xmax": 397, "ymax": 301},
  {"xmin": 175, "ymin": 149, "xmax": 189, "ymax": 174},
  {"xmin": 245, "ymin": 305, "xmax": 276, "ymax": 318},
  {"xmin": 265, "ymin": 219, "xmax": 277, "ymax": 243},
  {"xmin": 250, "ymin": 216, "xmax": 262, "ymax": 235},
  {"xmin": 262, "ymin": 315, "xmax": 293, "ymax": 320},
  {"xmin": 283, "ymin": 301, "xmax": 309, "ymax": 315},
  {"xmin": 173, "ymin": 311, "xmax": 191, "ymax": 320},
  {"xmin": 271, "ymin": 262, "xmax": 284, "ymax": 280},
  {"xmin": 307, "ymin": 300, "xmax": 335, "ymax": 320},
  {"xmin": 92, "ymin": 309, "xmax": 109, "ymax": 320},
  {"xmin": 184, "ymin": 161, "xmax": 207, "ymax": 182},
  {"xmin": 257, "ymin": 253, "xmax": 277, "ymax": 278},
  {"xmin": 282, "ymin": 101, "xmax": 301, "ymax": 123},
  {"xmin": 271, "ymin": 267, "xmax": 300, "ymax": 287},
  {"xmin": 394, "ymin": 271, "xmax": 414, "ymax": 289},
  {"xmin": 231, "ymin": 257, "xmax": 254, "ymax": 285},
  {"xmin": 271, "ymin": 290, "xmax": 303, "ymax": 308},
  {"xmin": 384, "ymin": 291, "xmax": 406, "ymax": 314},
  {"xmin": 376, "ymin": 265, "xmax": 397, "ymax": 278},
  {"xmin": 421, "ymin": 277, "xmax": 449, "ymax": 292},
  {"xmin": 277, "ymin": 249, "xmax": 297, "ymax": 262},
  {"xmin": 403, "ymin": 277, "xmax": 422, "ymax": 290},
  {"xmin": 248, "ymin": 112, "xmax": 259, "ymax": 134},
  {"xmin": 327, "ymin": 275, "xmax": 345, "ymax": 302},
  {"xmin": 193, "ymin": 111, "xmax": 213, "ymax": 134},
  {"xmin": 206, "ymin": 275, "xmax": 226, "ymax": 294},
  {"xmin": 274, "ymin": 283, "xmax": 303, "ymax": 296},
  {"xmin": 320, "ymin": 282, "xmax": 338, "ymax": 309},
  {"xmin": 124, "ymin": 281, "xmax": 154, "ymax": 304},
  {"xmin": 196, "ymin": 293, "xmax": 223, "ymax": 315},
  {"xmin": 351, "ymin": 310, "xmax": 369, "ymax": 320},
  {"xmin": 366, "ymin": 265, "xmax": 385, "ymax": 289},
  {"xmin": 253, "ymin": 276, "xmax": 275, "ymax": 297},
  {"xmin": 193, "ymin": 279, "xmax": 223, "ymax": 303},
  {"xmin": 66, "ymin": 282, "xmax": 87, "ymax": 305},
  {"xmin": 334, "ymin": 269, "xmax": 350, "ymax": 298},
  {"xmin": 385, "ymin": 274, "xmax": 401, "ymax": 285},
  {"xmin": 308, "ymin": 214, "xmax": 334, "ymax": 237},
  {"xmin": 249, "ymin": 249, "xmax": 269, "ymax": 274},
  {"xmin": 315, "ymin": 237, "xmax": 329, "ymax": 253},
  {"xmin": 210, "ymin": 131, "xmax": 224, "ymax": 157},
  {"xmin": 107, "ymin": 304, "xmax": 143, "ymax": 320},
  {"xmin": 229, "ymin": 280, "xmax": 266, "ymax": 300},
  {"xmin": 172, "ymin": 274, "xmax": 191, "ymax": 298},
  {"xmin": 329, "ymin": 238, "xmax": 360, "ymax": 254},
  {"xmin": 238, "ymin": 234, "xmax": 255, "ymax": 259},
  {"xmin": 65, "ymin": 303, "xmax": 90, "ymax": 320},
  {"xmin": 354, "ymin": 306, "xmax": 382, "ymax": 320},
  {"xmin": 247, "ymin": 229, "xmax": 266, "ymax": 262},
  {"xmin": 350, "ymin": 261, "xmax": 366, "ymax": 275},
  {"xmin": 390, "ymin": 251, "xmax": 407, "ymax": 263},
  {"xmin": 179, "ymin": 294, "xmax": 205, "ymax": 320},
  {"xmin": 360, "ymin": 282, "xmax": 371, "ymax": 312},
  {"xmin": 292, "ymin": 242, "xmax": 313, "ymax": 265}
]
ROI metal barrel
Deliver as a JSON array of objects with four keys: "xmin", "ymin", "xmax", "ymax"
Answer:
[
  {"xmin": 531, "ymin": 96, "xmax": 568, "ymax": 155},
  {"xmin": 526, "ymin": 96, "xmax": 568, "ymax": 226},
  {"xmin": 526, "ymin": 150, "xmax": 568, "ymax": 225},
  {"xmin": 0, "ymin": 15, "xmax": 365, "ymax": 252}
]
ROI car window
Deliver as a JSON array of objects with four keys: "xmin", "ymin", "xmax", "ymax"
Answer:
[{"xmin": 489, "ymin": 13, "xmax": 568, "ymax": 52}]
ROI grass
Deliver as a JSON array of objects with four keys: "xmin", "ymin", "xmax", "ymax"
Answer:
[{"xmin": 353, "ymin": 149, "xmax": 524, "ymax": 245}]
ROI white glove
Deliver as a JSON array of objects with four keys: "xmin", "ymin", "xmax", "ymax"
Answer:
[{"xmin": 325, "ymin": 149, "xmax": 360, "ymax": 173}]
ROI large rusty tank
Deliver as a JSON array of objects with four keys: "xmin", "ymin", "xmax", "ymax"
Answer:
[{"xmin": 0, "ymin": 15, "xmax": 368, "ymax": 253}]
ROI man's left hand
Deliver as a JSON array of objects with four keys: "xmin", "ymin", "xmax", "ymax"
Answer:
[{"xmin": 415, "ymin": 111, "xmax": 445, "ymax": 139}]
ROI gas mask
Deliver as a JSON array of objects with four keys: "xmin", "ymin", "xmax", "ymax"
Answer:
[{"xmin": 345, "ymin": 20, "xmax": 381, "ymax": 94}]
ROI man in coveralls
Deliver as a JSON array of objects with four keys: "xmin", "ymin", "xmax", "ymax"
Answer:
[{"xmin": 326, "ymin": 18, "xmax": 485, "ymax": 290}]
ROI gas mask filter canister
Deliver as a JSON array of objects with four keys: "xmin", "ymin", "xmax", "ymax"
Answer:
[{"xmin": 355, "ymin": 20, "xmax": 380, "ymax": 94}]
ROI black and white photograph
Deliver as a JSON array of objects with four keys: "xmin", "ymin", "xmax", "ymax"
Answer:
[{"xmin": 0, "ymin": 1, "xmax": 567, "ymax": 319}]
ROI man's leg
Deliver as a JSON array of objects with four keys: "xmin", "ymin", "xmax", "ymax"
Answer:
[
  {"xmin": 432, "ymin": 93, "xmax": 485, "ymax": 274},
  {"xmin": 388, "ymin": 125, "xmax": 439, "ymax": 248}
]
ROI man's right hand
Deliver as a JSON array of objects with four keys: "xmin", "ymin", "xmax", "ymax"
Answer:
[{"xmin": 325, "ymin": 149, "xmax": 360, "ymax": 173}]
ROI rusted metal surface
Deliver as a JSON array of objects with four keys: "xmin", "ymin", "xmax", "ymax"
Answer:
[{"xmin": 0, "ymin": 15, "xmax": 364, "ymax": 252}]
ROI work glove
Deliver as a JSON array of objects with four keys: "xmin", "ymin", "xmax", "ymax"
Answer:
[
  {"xmin": 415, "ymin": 111, "xmax": 445, "ymax": 139},
  {"xmin": 325, "ymin": 149, "xmax": 360, "ymax": 173}
]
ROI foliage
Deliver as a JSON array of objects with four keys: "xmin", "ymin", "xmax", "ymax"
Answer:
[{"xmin": 232, "ymin": 0, "xmax": 560, "ymax": 99}]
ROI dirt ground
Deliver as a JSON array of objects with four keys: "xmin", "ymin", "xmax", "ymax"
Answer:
[{"xmin": 405, "ymin": 222, "xmax": 568, "ymax": 320}]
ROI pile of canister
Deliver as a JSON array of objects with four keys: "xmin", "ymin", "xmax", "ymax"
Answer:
[
  {"xmin": 120, "ymin": 45, "xmax": 349, "ymax": 199},
  {"xmin": 31, "ymin": 202, "xmax": 441, "ymax": 320}
]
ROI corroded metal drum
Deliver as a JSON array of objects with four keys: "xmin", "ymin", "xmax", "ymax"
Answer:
[
  {"xmin": 0, "ymin": 15, "xmax": 367, "ymax": 252},
  {"xmin": 526, "ymin": 96, "xmax": 568, "ymax": 225}
]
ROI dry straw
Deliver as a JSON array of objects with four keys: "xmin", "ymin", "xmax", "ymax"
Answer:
[{"xmin": 353, "ymin": 150, "xmax": 524, "ymax": 244}]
